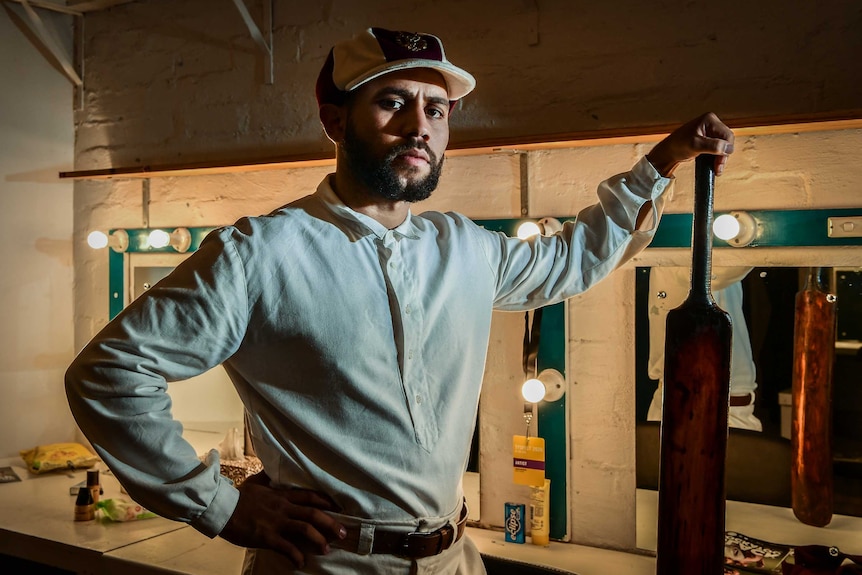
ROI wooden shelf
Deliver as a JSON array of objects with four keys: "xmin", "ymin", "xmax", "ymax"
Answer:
[{"xmin": 59, "ymin": 114, "xmax": 862, "ymax": 181}]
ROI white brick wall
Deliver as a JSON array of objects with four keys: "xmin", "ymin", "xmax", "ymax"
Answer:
[
  {"xmin": 74, "ymin": 0, "xmax": 861, "ymax": 170},
  {"xmin": 71, "ymin": 127, "xmax": 862, "ymax": 550},
  {"xmin": 67, "ymin": 0, "xmax": 862, "ymax": 552}
]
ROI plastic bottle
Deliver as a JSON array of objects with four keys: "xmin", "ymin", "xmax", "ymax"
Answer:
[{"xmin": 529, "ymin": 479, "xmax": 550, "ymax": 546}]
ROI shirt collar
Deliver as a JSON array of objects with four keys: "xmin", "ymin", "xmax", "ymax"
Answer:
[{"xmin": 316, "ymin": 175, "xmax": 421, "ymax": 240}]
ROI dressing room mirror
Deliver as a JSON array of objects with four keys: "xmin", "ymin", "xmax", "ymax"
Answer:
[
  {"xmin": 634, "ymin": 265, "xmax": 862, "ymax": 524},
  {"xmin": 119, "ymin": 247, "xmax": 521, "ymax": 526},
  {"xmin": 126, "ymin": 252, "xmax": 245, "ymax": 454},
  {"xmin": 476, "ymin": 303, "xmax": 569, "ymax": 536}
]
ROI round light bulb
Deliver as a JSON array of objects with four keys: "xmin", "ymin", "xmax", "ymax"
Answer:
[
  {"xmin": 87, "ymin": 231, "xmax": 108, "ymax": 249},
  {"xmin": 538, "ymin": 217, "xmax": 563, "ymax": 235},
  {"xmin": 170, "ymin": 227, "xmax": 192, "ymax": 253},
  {"xmin": 148, "ymin": 229, "xmax": 170, "ymax": 249},
  {"xmin": 713, "ymin": 213, "xmax": 741, "ymax": 241},
  {"xmin": 517, "ymin": 221, "xmax": 541, "ymax": 239},
  {"xmin": 714, "ymin": 211, "xmax": 757, "ymax": 247},
  {"xmin": 521, "ymin": 378, "xmax": 546, "ymax": 403}
]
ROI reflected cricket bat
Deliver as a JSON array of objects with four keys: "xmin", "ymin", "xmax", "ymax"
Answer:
[
  {"xmin": 656, "ymin": 155, "xmax": 731, "ymax": 575},
  {"xmin": 791, "ymin": 267, "xmax": 835, "ymax": 527}
]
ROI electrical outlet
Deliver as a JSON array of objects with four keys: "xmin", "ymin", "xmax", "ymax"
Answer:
[{"xmin": 828, "ymin": 216, "xmax": 862, "ymax": 238}]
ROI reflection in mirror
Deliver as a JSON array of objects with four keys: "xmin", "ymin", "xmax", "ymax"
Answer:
[
  {"xmin": 127, "ymin": 254, "xmax": 245, "ymax": 454},
  {"xmin": 634, "ymin": 266, "xmax": 862, "ymax": 523}
]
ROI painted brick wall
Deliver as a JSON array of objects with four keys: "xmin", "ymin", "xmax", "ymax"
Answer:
[
  {"xmin": 73, "ymin": 0, "xmax": 861, "ymax": 170},
  {"xmin": 69, "ymin": 0, "xmax": 862, "ymax": 553},
  {"xmin": 72, "ymin": 128, "xmax": 862, "ymax": 550}
]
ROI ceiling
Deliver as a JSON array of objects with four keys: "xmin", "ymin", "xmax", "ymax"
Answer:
[{"xmin": 6, "ymin": 0, "xmax": 138, "ymax": 15}]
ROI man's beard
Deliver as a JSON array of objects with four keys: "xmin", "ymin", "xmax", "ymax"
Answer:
[{"xmin": 341, "ymin": 122, "xmax": 444, "ymax": 203}]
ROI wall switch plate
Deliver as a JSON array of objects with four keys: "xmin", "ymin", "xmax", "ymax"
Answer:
[{"xmin": 828, "ymin": 216, "xmax": 862, "ymax": 238}]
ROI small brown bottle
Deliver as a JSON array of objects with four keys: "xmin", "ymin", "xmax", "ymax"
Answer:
[
  {"xmin": 74, "ymin": 485, "xmax": 95, "ymax": 521},
  {"xmin": 87, "ymin": 469, "xmax": 101, "ymax": 504}
]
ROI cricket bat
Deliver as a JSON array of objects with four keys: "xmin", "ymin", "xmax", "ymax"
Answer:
[
  {"xmin": 656, "ymin": 154, "xmax": 732, "ymax": 575},
  {"xmin": 791, "ymin": 266, "xmax": 835, "ymax": 527}
]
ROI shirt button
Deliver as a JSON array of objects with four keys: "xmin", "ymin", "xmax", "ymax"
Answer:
[
  {"xmin": 415, "ymin": 394, "xmax": 423, "ymax": 404},
  {"xmin": 405, "ymin": 305, "xmax": 412, "ymax": 314}
]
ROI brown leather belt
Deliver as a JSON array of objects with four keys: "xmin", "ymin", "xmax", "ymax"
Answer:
[
  {"xmin": 729, "ymin": 394, "xmax": 752, "ymax": 407},
  {"xmin": 337, "ymin": 502, "xmax": 468, "ymax": 559}
]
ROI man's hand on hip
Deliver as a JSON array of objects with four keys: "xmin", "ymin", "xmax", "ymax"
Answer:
[{"xmin": 219, "ymin": 471, "xmax": 347, "ymax": 569}]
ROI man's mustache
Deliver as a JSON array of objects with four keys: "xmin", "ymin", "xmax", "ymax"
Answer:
[{"xmin": 387, "ymin": 139, "xmax": 438, "ymax": 165}]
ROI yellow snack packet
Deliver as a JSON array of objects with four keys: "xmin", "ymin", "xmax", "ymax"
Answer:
[{"xmin": 20, "ymin": 442, "xmax": 98, "ymax": 474}]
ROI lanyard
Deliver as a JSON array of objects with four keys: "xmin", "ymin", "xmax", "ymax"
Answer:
[
  {"xmin": 521, "ymin": 308, "xmax": 543, "ymax": 439},
  {"xmin": 522, "ymin": 308, "xmax": 543, "ymax": 380}
]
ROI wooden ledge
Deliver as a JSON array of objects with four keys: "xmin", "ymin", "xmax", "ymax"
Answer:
[{"xmin": 60, "ymin": 114, "xmax": 862, "ymax": 181}]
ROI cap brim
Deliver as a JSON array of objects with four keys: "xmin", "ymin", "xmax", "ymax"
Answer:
[{"xmin": 345, "ymin": 59, "xmax": 476, "ymax": 101}]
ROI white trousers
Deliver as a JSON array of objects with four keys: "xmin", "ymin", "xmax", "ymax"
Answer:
[{"xmin": 646, "ymin": 387, "xmax": 763, "ymax": 432}]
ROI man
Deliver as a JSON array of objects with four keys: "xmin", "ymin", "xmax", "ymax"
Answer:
[
  {"xmin": 66, "ymin": 27, "xmax": 734, "ymax": 574},
  {"xmin": 646, "ymin": 267, "xmax": 763, "ymax": 431}
]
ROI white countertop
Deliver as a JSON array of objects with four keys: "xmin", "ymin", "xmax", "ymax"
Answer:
[
  {"xmin": 106, "ymin": 490, "xmax": 861, "ymax": 575},
  {"xmin": 637, "ymin": 488, "xmax": 862, "ymax": 555},
  {"xmin": 0, "ymin": 456, "xmax": 184, "ymax": 573},
  {"xmin": 468, "ymin": 527, "xmax": 654, "ymax": 574},
  {"xmin": 0, "ymin": 421, "xmax": 238, "ymax": 561},
  {"xmin": 103, "ymin": 526, "xmax": 247, "ymax": 575},
  {"xmin": 3, "ymin": 448, "xmax": 861, "ymax": 575},
  {"xmin": 102, "ymin": 524, "xmax": 656, "ymax": 575}
]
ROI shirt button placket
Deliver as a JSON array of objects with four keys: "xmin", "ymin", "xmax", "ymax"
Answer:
[{"xmin": 388, "ymin": 234, "xmax": 428, "ymax": 445}]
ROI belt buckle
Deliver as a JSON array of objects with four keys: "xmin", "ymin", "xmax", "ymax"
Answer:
[{"xmin": 400, "ymin": 524, "xmax": 455, "ymax": 558}]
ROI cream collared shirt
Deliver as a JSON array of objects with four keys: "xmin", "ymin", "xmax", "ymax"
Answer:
[{"xmin": 66, "ymin": 157, "xmax": 670, "ymax": 538}]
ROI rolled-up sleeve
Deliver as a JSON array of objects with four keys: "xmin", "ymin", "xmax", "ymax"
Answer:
[{"xmin": 481, "ymin": 156, "xmax": 671, "ymax": 310}]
